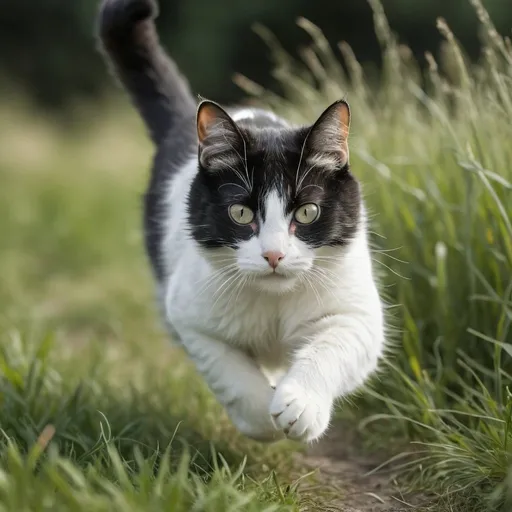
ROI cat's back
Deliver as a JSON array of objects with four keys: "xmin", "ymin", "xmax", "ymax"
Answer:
[{"xmin": 228, "ymin": 107, "xmax": 291, "ymax": 129}]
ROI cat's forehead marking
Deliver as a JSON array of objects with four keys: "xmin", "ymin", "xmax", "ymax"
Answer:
[
  {"xmin": 261, "ymin": 189, "xmax": 287, "ymax": 226},
  {"xmin": 258, "ymin": 189, "xmax": 289, "ymax": 252}
]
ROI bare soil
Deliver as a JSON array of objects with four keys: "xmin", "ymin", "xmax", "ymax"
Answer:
[{"xmin": 295, "ymin": 423, "xmax": 434, "ymax": 512}]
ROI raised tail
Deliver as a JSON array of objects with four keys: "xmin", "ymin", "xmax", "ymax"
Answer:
[{"xmin": 97, "ymin": 0, "xmax": 196, "ymax": 146}]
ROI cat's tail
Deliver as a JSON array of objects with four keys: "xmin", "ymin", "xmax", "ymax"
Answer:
[{"xmin": 97, "ymin": 0, "xmax": 196, "ymax": 146}]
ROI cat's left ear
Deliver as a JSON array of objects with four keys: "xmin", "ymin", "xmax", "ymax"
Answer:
[
  {"xmin": 305, "ymin": 100, "xmax": 350, "ymax": 169},
  {"xmin": 196, "ymin": 100, "xmax": 245, "ymax": 170}
]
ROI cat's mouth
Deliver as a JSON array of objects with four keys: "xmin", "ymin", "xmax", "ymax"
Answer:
[
  {"xmin": 253, "ymin": 270, "xmax": 299, "ymax": 293},
  {"xmin": 259, "ymin": 271, "xmax": 293, "ymax": 280}
]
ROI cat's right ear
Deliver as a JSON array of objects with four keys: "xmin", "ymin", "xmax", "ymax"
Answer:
[
  {"xmin": 196, "ymin": 100, "xmax": 244, "ymax": 170},
  {"xmin": 304, "ymin": 100, "xmax": 351, "ymax": 171}
]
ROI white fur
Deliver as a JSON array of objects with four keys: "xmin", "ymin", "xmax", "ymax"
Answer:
[
  {"xmin": 231, "ymin": 109, "xmax": 256, "ymax": 121},
  {"xmin": 231, "ymin": 108, "xmax": 290, "ymax": 127},
  {"xmin": 160, "ymin": 120, "xmax": 384, "ymax": 443}
]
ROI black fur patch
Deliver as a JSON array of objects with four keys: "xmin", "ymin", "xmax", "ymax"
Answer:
[{"xmin": 187, "ymin": 110, "xmax": 361, "ymax": 251}]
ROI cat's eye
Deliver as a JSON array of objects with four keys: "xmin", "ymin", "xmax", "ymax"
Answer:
[
  {"xmin": 294, "ymin": 203, "xmax": 320, "ymax": 224},
  {"xmin": 229, "ymin": 204, "xmax": 254, "ymax": 225}
]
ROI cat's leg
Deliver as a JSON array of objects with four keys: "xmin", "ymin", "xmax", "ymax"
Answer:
[
  {"xmin": 270, "ymin": 314, "xmax": 384, "ymax": 442},
  {"xmin": 180, "ymin": 331, "xmax": 285, "ymax": 442}
]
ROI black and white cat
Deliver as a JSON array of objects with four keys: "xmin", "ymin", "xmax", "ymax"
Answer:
[{"xmin": 98, "ymin": 0, "xmax": 384, "ymax": 442}]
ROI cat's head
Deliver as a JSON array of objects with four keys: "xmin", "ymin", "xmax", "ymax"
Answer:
[{"xmin": 188, "ymin": 99, "xmax": 361, "ymax": 293}]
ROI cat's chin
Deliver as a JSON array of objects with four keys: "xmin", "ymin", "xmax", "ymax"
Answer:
[{"xmin": 252, "ymin": 273, "xmax": 300, "ymax": 294}]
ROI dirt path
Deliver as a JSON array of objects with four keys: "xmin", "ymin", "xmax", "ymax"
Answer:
[{"xmin": 294, "ymin": 423, "xmax": 433, "ymax": 512}]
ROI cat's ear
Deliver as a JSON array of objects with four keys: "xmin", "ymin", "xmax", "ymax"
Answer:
[
  {"xmin": 196, "ymin": 100, "xmax": 244, "ymax": 170},
  {"xmin": 305, "ymin": 100, "xmax": 350, "ymax": 170}
]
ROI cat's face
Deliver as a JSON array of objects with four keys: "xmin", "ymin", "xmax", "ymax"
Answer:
[{"xmin": 188, "ymin": 100, "xmax": 361, "ymax": 293}]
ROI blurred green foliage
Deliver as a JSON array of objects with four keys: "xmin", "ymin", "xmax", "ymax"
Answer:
[{"xmin": 0, "ymin": 0, "xmax": 510, "ymax": 109}]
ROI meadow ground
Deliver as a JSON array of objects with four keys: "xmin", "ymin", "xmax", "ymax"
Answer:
[{"xmin": 0, "ymin": 1, "xmax": 511, "ymax": 510}]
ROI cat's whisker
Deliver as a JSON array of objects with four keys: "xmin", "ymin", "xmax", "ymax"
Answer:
[
  {"xmin": 296, "ymin": 162, "xmax": 320, "ymax": 192},
  {"xmin": 229, "ymin": 272, "xmax": 252, "ymax": 307},
  {"xmin": 371, "ymin": 252, "xmax": 409, "ymax": 265},
  {"xmin": 223, "ymin": 160, "xmax": 251, "ymax": 192},
  {"xmin": 368, "ymin": 230, "xmax": 387, "ymax": 240},
  {"xmin": 209, "ymin": 277, "xmax": 240, "ymax": 309},
  {"xmin": 206, "ymin": 257, "xmax": 238, "ymax": 265},
  {"xmin": 299, "ymin": 184, "xmax": 323, "ymax": 193},
  {"xmin": 313, "ymin": 271, "xmax": 345, "ymax": 301},
  {"xmin": 294, "ymin": 122, "xmax": 311, "ymax": 190},
  {"xmin": 307, "ymin": 267, "xmax": 341, "ymax": 303},
  {"xmin": 193, "ymin": 275, "xmax": 235, "ymax": 302},
  {"xmin": 218, "ymin": 182, "xmax": 248, "ymax": 194},
  {"xmin": 313, "ymin": 255, "xmax": 344, "ymax": 262},
  {"xmin": 241, "ymin": 131, "xmax": 251, "ymax": 189},
  {"xmin": 220, "ymin": 117, "xmax": 251, "ymax": 189},
  {"xmin": 250, "ymin": 165, "xmax": 255, "ymax": 191},
  {"xmin": 193, "ymin": 265, "xmax": 240, "ymax": 298},
  {"xmin": 225, "ymin": 276, "xmax": 244, "ymax": 307},
  {"xmin": 311, "ymin": 261, "xmax": 369, "ymax": 298},
  {"xmin": 198, "ymin": 263, "xmax": 239, "ymax": 283},
  {"xmin": 210, "ymin": 270, "xmax": 244, "ymax": 310},
  {"xmin": 220, "ymin": 132, "xmax": 251, "ymax": 191},
  {"xmin": 197, "ymin": 263, "xmax": 238, "ymax": 280},
  {"xmin": 300, "ymin": 271, "xmax": 323, "ymax": 307},
  {"xmin": 192, "ymin": 237, "xmax": 234, "ymax": 245},
  {"xmin": 369, "ymin": 245, "xmax": 404, "ymax": 253},
  {"xmin": 371, "ymin": 259, "xmax": 410, "ymax": 280}
]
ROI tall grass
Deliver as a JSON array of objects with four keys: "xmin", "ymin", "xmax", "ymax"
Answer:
[
  {"xmin": 0, "ymin": 333, "xmax": 299, "ymax": 511},
  {"xmin": 236, "ymin": 0, "xmax": 512, "ymax": 508}
]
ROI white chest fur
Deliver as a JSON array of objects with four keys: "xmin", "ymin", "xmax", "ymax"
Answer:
[
  {"xmin": 165, "ymin": 257, "xmax": 321, "ymax": 363},
  {"xmin": 159, "ymin": 156, "xmax": 384, "ymax": 444}
]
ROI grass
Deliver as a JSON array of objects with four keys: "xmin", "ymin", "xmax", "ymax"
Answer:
[
  {"xmin": 0, "ymin": 0, "xmax": 511, "ymax": 510},
  {"xmin": 0, "ymin": 335, "xmax": 300, "ymax": 511}
]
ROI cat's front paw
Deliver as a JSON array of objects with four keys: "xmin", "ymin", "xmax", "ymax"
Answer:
[
  {"xmin": 269, "ymin": 379, "xmax": 332, "ymax": 442},
  {"xmin": 233, "ymin": 416, "xmax": 285, "ymax": 443},
  {"xmin": 227, "ymin": 387, "xmax": 286, "ymax": 443}
]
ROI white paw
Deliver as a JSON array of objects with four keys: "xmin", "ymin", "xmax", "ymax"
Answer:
[
  {"xmin": 233, "ymin": 416, "xmax": 285, "ymax": 443},
  {"xmin": 269, "ymin": 379, "xmax": 332, "ymax": 442},
  {"xmin": 227, "ymin": 386, "xmax": 285, "ymax": 443}
]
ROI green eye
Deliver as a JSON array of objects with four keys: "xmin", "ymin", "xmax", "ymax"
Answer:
[
  {"xmin": 229, "ymin": 204, "xmax": 255, "ymax": 225},
  {"xmin": 294, "ymin": 203, "xmax": 320, "ymax": 224}
]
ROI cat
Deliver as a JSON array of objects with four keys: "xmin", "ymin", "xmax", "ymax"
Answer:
[{"xmin": 97, "ymin": 0, "xmax": 384, "ymax": 443}]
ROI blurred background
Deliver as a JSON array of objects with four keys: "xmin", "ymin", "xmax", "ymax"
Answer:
[{"xmin": 1, "ymin": 0, "xmax": 511, "ymax": 114}]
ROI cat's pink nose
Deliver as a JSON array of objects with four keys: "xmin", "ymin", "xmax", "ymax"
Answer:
[{"xmin": 262, "ymin": 251, "xmax": 285, "ymax": 269}]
